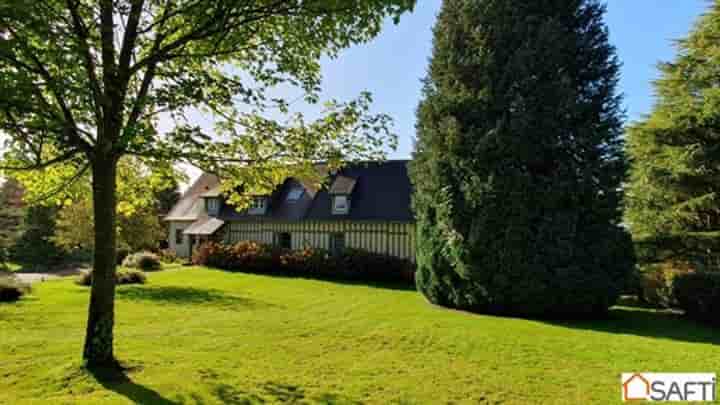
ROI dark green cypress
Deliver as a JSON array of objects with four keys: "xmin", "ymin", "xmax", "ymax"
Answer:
[{"xmin": 410, "ymin": 0, "xmax": 635, "ymax": 317}]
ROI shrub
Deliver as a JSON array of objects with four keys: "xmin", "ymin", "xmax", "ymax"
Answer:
[
  {"xmin": 0, "ymin": 277, "xmax": 30, "ymax": 302},
  {"xmin": 158, "ymin": 249, "xmax": 179, "ymax": 264},
  {"xmin": 122, "ymin": 252, "xmax": 161, "ymax": 271},
  {"xmin": 279, "ymin": 248, "xmax": 333, "ymax": 276},
  {"xmin": 673, "ymin": 272, "xmax": 720, "ymax": 325},
  {"xmin": 338, "ymin": 248, "xmax": 415, "ymax": 283},
  {"xmin": 116, "ymin": 247, "xmax": 131, "ymax": 266},
  {"xmin": 76, "ymin": 268, "xmax": 147, "ymax": 286},
  {"xmin": 638, "ymin": 261, "xmax": 694, "ymax": 308},
  {"xmin": 193, "ymin": 241, "xmax": 274, "ymax": 273},
  {"xmin": 195, "ymin": 240, "xmax": 415, "ymax": 284}
]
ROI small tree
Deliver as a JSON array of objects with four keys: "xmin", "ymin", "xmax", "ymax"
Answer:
[
  {"xmin": 410, "ymin": 0, "xmax": 634, "ymax": 317},
  {"xmin": 626, "ymin": 2, "xmax": 720, "ymax": 267},
  {"xmin": 0, "ymin": 0, "xmax": 415, "ymax": 366},
  {"xmin": 0, "ymin": 178, "xmax": 24, "ymax": 269}
]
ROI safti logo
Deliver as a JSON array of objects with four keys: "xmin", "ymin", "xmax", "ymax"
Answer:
[{"xmin": 622, "ymin": 373, "xmax": 717, "ymax": 402}]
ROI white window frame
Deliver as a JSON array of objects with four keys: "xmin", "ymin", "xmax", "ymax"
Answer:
[
  {"xmin": 332, "ymin": 195, "xmax": 350, "ymax": 215},
  {"xmin": 248, "ymin": 197, "xmax": 267, "ymax": 215},
  {"xmin": 207, "ymin": 198, "xmax": 220, "ymax": 211}
]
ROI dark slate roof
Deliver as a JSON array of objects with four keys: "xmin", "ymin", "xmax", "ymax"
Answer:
[
  {"xmin": 329, "ymin": 175, "xmax": 357, "ymax": 195},
  {"xmin": 164, "ymin": 173, "xmax": 219, "ymax": 221},
  {"xmin": 169, "ymin": 160, "xmax": 414, "ymax": 223},
  {"xmin": 305, "ymin": 160, "xmax": 413, "ymax": 222},
  {"xmin": 184, "ymin": 217, "xmax": 225, "ymax": 236},
  {"xmin": 218, "ymin": 178, "xmax": 318, "ymax": 221}
]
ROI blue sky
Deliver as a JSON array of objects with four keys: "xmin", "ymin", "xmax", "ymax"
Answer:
[
  {"xmin": 178, "ymin": 1, "xmax": 709, "ymax": 181},
  {"xmin": 312, "ymin": 0, "xmax": 709, "ymax": 159}
]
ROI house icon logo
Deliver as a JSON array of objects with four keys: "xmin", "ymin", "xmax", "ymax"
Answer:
[{"xmin": 622, "ymin": 373, "xmax": 651, "ymax": 401}]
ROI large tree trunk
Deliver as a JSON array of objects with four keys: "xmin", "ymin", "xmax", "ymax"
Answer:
[{"xmin": 83, "ymin": 156, "xmax": 119, "ymax": 366}]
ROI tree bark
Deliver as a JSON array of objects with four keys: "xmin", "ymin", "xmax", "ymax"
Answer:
[{"xmin": 83, "ymin": 155, "xmax": 119, "ymax": 367}]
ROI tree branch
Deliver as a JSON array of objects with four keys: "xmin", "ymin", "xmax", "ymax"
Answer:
[
  {"xmin": 0, "ymin": 149, "xmax": 81, "ymax": 171},
  {"xmin": 65, "ymin": 0, "xmax": 104, "ymax": 126}
]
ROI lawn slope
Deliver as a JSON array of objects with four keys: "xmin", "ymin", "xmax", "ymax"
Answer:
[{"xmin": 0, "ymin": 267, "xmax": 718, "ymax": 404}]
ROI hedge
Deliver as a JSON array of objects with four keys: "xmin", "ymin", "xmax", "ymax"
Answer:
[{"xmin": 192, "ymin": 241, "xmax": 414, "ymax": 284}]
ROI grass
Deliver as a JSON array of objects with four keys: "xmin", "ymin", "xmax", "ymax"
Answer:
[{"xmin": 0, "ymin": 267, "xmax": 718, "ymax": 404}]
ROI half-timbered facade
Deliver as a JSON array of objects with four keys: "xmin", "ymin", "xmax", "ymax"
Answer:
[{"xmin": 165, "ymin": 161, "xmax": 415, "ymax": 260}]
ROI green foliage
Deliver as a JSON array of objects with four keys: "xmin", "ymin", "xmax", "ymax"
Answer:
[
  {"xmin": 76, "ymin": 268, "xmax": 147, "ymax": 287},
  {"xmin": 158, "ymin": 249, "xmax": 179, "ymax": 264},
  {"xmin": 52, "ymin": 158, "xmax": 175, "ymax": 254},
  {"xmin": 673, "ymin": 272, "xmax": 720, "ymax": 326},
  {"xmin": 410, "ymin": 0, "xmax": 634, "ymax": 317},
  {"xmin": 625, "ymin": 3, "xmax": 720, "ymax": 264},
  {"xmin": 0, "ymin": 179, "xmax": 24, "ymax": 269},
  {"xmin": 193, "ymin": 241, "xmax": 414, "ymax": 284},
  {"xmin": 11, "ymin": 205, "xmax": 64, "ymax": 267},
  {"xmin": 0, "ymin": 0, "xmax": 415, "ymax": 363},
  {"xmin": 122, "ymin": 252, "xmax": 161, "ymax": 272},
  {"xmin": 0, "ymin": 276, "xmax": 30, "ymax": 303},
  {"xmin": 638, "ymin": 261, "xmax": 694, "ymax": 308}
]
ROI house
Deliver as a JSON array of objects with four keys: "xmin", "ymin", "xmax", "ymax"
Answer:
[{"xmin": 164, "ymin": 160, "xmax": 416, "ymax": 260}]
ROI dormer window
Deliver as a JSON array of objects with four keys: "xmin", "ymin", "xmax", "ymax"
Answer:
[
  {"xmin": 248, "ymin": 197, "xmax": 268, "ymax": 215},
  {"xmin": 332, "ymin": 195, "xmax": 350, "ymax": 215},
  {"xmin": 286, "ymin": 186, "xmax": 304, "ymax": 202},
  {"xmin": 206, "ymin": 197, "xmax": 220, "ymax": 216}
]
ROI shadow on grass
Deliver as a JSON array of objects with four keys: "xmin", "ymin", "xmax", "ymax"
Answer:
[
  {"xmin": 206, "ymin": 267, "xmax": 416, "ymax": 293},
  {"xmin": 548, "ymin": 306, "xmax": 720, "ymax": 346},
  {"xmin": 212, "ymin": 381, "xmax": 361, "ymax": 405},
  {"xmin": 88, "ymin": 364, "xmax": 179, "ymax": 405},
  {"xmin": 117, "ymin": 286, "xmax": 280, "ymax": 309}
]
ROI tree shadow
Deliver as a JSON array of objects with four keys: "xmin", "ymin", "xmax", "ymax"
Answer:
[
  {"xmin": 547, "ymin": 306, "xmax": 720, "ymax": 345},
  {"xmin": 210, "ymin": 268, "xmax": 416, "ymax": 292},
  {"xmin": 117, "ymin": 286, "xmax": 281, "ymax": 310},
  {"xmin": 212, "ymin": 381, "xmax": 361, "ymax": 404},
  {"xmin": 87, "ymin": 364, "xmax": 180, "ymax": 405}
]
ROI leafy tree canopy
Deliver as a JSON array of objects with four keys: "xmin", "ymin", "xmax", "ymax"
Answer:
[
  {"xmin": 0, "ymin": 0, "xmax": 415, "ymax": 365},
  {"xmin": 626, "ymin": 2, "xmax": 720, "ymax": 264}
]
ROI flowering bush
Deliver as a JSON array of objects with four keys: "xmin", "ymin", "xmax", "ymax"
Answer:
[{"xmin": 192, "ymin": 241, "xmax": 414, "ymax": 284}]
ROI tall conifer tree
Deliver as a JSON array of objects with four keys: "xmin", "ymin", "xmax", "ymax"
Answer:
[
  {"xmin": 410, "ymin": 0, "xmax": 634, "ymax": 316},
  {"xmin": 626, "ymin": 2, "xmax": 720, "ymax": 264}
]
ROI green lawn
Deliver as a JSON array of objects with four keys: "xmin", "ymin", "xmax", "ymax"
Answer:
[{"xmin": 0, "ymin": 267, "xmax": 718, "ymax": 404}]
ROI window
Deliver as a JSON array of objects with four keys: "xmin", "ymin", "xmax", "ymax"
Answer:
[
  {"xmin": 251, "ymin": 197, "xmax": 266, "ymax": 210},
  {"xmin": 175, "ymin": 229, "xmax": 184, "ymax": 245},
  {"xmin": 248, "ymin": 197, "xmax": 268, "ymax": 215},
  {"xmin": 332, "ymin": 195, "xmax": 349, "ymax": 215},
  {"xmin": 277, "ymin": 232, "xmax": 292, "ymax": 250},
  {"xmin": 206, "ymin": 198, "xmax": 220, "ymax": 215},
  {"xmin": 286, "ymin": 187, "xmax": 304, "ymax": 202},
  {"xmin": 330, "ymin": 233, "xmax": 345, "ymax": 256}
]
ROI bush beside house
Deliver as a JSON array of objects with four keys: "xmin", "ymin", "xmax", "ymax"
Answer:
[{"xmin": 193, "ymin": 241, "xmax": 414, "ymax": 284}]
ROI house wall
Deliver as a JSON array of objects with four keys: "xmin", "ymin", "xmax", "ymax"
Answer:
[
  {"xmin": 168, "ymin": 221, "xmax": 194, "ymax": 258},
  {"xmin": 222, "ymin": 220, "xmax": 416, "ymax": 260}
]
